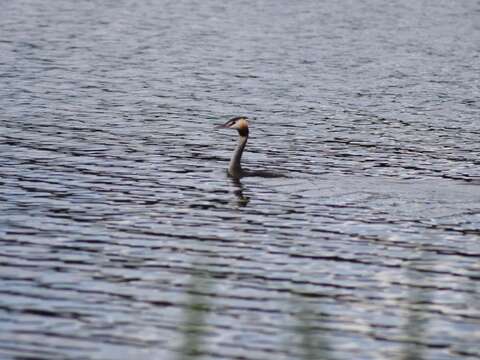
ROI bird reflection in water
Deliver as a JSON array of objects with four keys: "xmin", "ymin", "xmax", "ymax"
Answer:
[{"xmin": 230, "ymin": 177, "xmax": 249, "ymax": 207}]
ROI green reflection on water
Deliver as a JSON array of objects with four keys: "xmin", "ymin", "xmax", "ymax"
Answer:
[
  {"xmin": 176, "ymin": 261, "xmax": 442, "ymax": 360},
  {"xmin": 177, "ymin": 268, "xmax": 212, "ymax": 360}
]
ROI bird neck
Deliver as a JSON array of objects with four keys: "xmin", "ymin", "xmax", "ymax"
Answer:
[{"xmin": 228, "ymin": 132, "xmax": 248, "ymax": 178}]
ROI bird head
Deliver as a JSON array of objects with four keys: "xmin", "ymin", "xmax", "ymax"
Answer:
[{"xmin": 215, "ymin": 116, "xmax": 249, "ymax": 136}]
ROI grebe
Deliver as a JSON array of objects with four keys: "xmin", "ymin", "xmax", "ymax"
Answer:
[
  {"xmin": 215, "ymin": 116, "xmax": 282, "ymax": 179},
  {"xmin": 216, "ymin": 116, "xmax": 249, "ymax": 178}
]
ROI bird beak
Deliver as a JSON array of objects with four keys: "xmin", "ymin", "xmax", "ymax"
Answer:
[{"xmin": 215, "ymin": 122, "xmax": 229, "ymax": 129}]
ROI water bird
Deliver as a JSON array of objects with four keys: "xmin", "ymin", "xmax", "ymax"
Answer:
[{"xmin": 215, "ymin": 116, "xmax": 282, "ymax": 179}]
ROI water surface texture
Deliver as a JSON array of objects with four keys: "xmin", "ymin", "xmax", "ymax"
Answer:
[{"xmin": 1, "ymin": 0, "xmax": 479, "ymax": 359}]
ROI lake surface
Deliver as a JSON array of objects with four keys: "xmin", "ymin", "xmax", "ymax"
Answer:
[{"xmin": 1, "ymin": 0, "xmax": 479, "ymax": 359}]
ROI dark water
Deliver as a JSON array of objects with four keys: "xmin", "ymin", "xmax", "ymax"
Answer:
[{"xmin": 1, "ymin": 0, "xmax": 479, "ymax": 359}]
